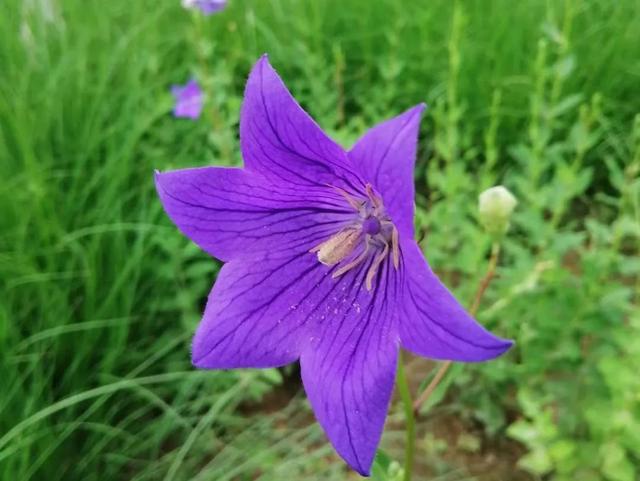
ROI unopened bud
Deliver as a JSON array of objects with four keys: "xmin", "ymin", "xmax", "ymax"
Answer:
[{"xmin": 478, "ymin": 186, "xmax": 517, "ymax": 237}]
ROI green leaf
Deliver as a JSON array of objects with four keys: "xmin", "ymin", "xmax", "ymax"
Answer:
[
  {"xmin": 370, "ymin": 450, "xmax": 403, "ymax": 481},
  {"xmin": 518, "ymin": 448, "xmax": 553, "ymax": 475},
  {"xmin": 600, "ymin": 443, "xmax": 635, "ymax": 481}
]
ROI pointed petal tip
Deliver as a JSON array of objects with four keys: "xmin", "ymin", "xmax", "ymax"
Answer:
[
  {"xmin": 191, "ymin": 356, "xmax": 211, "ymax": 370},
  {"xmin": 251, "ymin": 54, "xmax": 284, "ymax": 88},
  {"xmin": 500, "ymin": 337, "xmax": 516, "ymax": 352},
  {"xmin": 245, "ymin": 54, "xmax": 275, "ymax": 99},
  {"xmin": 354, "ymin": 466, "xmax": 371, "ymax": 477},
  {"xmin": 190, "ymin": 334, "xmax": 213, "ymax": 369},
  {"xmin": 256, "ymin": 53, "xmax": 271, "ymax": 70},
  {"xmin": 408, "ymin": 102, "xmax": 427, "ymax": 118},
  {"xmin": 471, "ymin": 336, "xmax": 515, "ymax": 362},
  {"xmin": 339, "ymin": 451, "xmax": 371, "ymax": 477},
  {"xmin": 153, "ymin": 170, "xmax": 164, "ymax": 190},
  {"xmin": 190, "ymin": 322, "xmax": 218, "ymax": 367},
  {"xmin": 354, "ymin": 460, "xmax": 372, "ymax": 477},
  {"xmin": 191, "ymin": 354, "xmax": 224, "ymax": 370},
  {"xmin": 464, "ymin": 332, "xmax": 515, "ymax": 362},
  {"xmin": 153, "ymin": 169, "xmax": 171, "ymax": 194},
  {"xmin": 332, "ymin": 440, "xmax": 377, "ymax": 477},
  {"xmin": 191, "ymin": 356, "xmax": 206, "ymax": 370}
]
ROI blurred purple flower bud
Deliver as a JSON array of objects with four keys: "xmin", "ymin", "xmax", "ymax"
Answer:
[
  {"xmin": 182, "ymin": 0, "xmax": 227, "ymax": 15},
  {"xmin": 171, "ymin": 79, "xmax": 203, "ymax": 120}
]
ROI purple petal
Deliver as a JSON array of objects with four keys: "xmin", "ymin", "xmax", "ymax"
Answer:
[
  {"xmin": 193, "ymin": 252, "xmax": 323, "ymax": 368},
  {"xmin": 399, "ymin": 239, "xmax": 513, "ymax": 361},
  {"xmin": 155, "ymin": 167, "xmax": 354, "ymax": 262},
  {"xmin": 240, "ymin": 55, "xmax": 364, "ymax": 192},
  {"xmin": 348, "ymin": 104, "xmax": 426, "ymax": 237},
  {"xmin": 194, "ymin": 241, "xmax": 399, "ymax": 374},
  {"xmin": 300, "ymin": 258, "xmax": 400, "ymax": 475},
  {"xmin": 172, "ymin": 79, "xmax": 203, "ymax": 120}
]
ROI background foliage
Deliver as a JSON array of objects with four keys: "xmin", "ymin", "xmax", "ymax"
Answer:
[{"xmin": 1, "ymin": 0, "xmax": 638, "ymax": 480}]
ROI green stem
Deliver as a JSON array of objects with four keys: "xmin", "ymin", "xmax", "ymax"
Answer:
[
  {"xmin": 192, "ymin": 13, "xmax": 232, "ymax": 163},
  {"xmin": 396, "ymin": 351, "xmax": 415, "ymax": 481}
]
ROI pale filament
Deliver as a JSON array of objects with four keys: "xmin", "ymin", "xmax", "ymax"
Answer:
[
  {"xmin": 390, "ymin": 221, "xmax": 400, "ymax": 269},
  {"xmin": 330, "ymin": 185, "xmax": 363, "ymax": 211},
  {"xmin": 332, "ymin": 241, "xmax": 369, "ymax": 278},
  {"xmin": 365, "ymin": 241, "xmax": 389, "ymax": 290},
  {"xmin": 365, "ymin": 184, "xmax": 383, "ymax": 212}
]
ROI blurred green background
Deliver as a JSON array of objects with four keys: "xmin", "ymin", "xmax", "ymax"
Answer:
[{"xmin": 1, "ymin": 0, "xmax": 639, "ymax": 479}]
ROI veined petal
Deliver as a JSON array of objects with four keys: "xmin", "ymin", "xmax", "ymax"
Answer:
[
  {"xmin": 193, "ymin": 251, "xmax": 326, "ymax": 368},
  {"xmin": 193, "ymin": 244, "xmax": 399, "ymax": 375},
  {"xmin": 300, "ymin": 258, "xmax": 400, "ymax": 476},
  {"xmin": 399, "ymin": 239, "xmax": 513, "ymax": 361},
  {"xmin": 240, "ymin": 55, "xmax": 364, "ymax": 192},
  {"xmin": 155, "ymin": 166, "xmax": 353, "ymax": 262},
  {"xmin": 348, "ymin": 104, "xmax": 426, "ymax": 237}
]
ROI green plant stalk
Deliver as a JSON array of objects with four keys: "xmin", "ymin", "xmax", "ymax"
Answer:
[
  {"xmin": 192, "ymin": 12, "xmax": 232, "ymax": 163},
  {"xmin": 396, "ymin": 352, "xmax": 415, "ymax": 481},
  {"xmin": 444, "ymin": 0, "xmax": 464, "ymax": 164}
]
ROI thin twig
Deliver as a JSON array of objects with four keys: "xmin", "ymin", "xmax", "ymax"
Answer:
[
  {"xmin": 412, "ymin": 242, "xmax": 501, "ymax": 414},
  {"xmin": 411, "ymin": 360, "xmax": 451, "ymax": 414},
  {"xmin": 469, "ymin": 242, "xmax": 501, "ymax": 316}
]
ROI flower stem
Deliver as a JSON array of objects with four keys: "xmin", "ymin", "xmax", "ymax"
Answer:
[
  {"xmin": 412, "ymin": 241, "xmax": 501, "ymax": 414},
  {"xmin": 396, "ymin": 351, "xmax": 415, "ymax": 481},
  {"xmin": 192, "ymin": 13, "xmax": 232, "ymax": 163},
  {"xmin": 411, "ymin": 360, "xmax": 451, "ymax": 415}
]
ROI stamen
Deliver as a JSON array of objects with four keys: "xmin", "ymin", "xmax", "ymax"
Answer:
[
  {"xmin": 310, "ymin": 228, "xmax": 360, "ymax": 266},
  {"xmin": 365, "ymin": 242, "xmax": 389, "ymax": 291},
  {"xmin": 332, "ymin": 241, "xmax": 370, "ymax": 279},
  {"xmin": 365, "ymin": 184, "xmax": 383, "ymax": 211},
  {"xmin": 330, "ymin": 185, "xmax": 363, "ymax": 211},
  {"xmin": 391, "ymin": 225, "xmax": 400, "ymax": 269}
]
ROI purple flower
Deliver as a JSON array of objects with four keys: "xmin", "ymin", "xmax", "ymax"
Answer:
[
  {"xmin": 182, "ymin": 0, "xmax": 227, "ymax": 15},
  {"xmin": 171, "ymin": 79, "xmax": 203, "ymax": 120},
  {"xmin": 155, "ymin": 55, "xmax": 512, "ymax": 476}
]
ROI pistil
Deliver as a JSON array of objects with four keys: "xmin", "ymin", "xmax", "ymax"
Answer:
[{"xmin": 311, "ymin": 184, "xmax": 401, "ymax": 291}]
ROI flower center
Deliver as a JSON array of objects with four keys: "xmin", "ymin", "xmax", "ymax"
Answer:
[
  {"xmin": 362, "ymin": 216, "xmax": 381, "ymax": 235},
  {"xmin": 310, "ymin": 184, "xmax": 399, "ymax": 291}
]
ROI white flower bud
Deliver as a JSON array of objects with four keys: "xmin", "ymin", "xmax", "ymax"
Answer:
[{"xmin": 478, "ymin": 186, "xmax": 517, "ymax": 237}]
